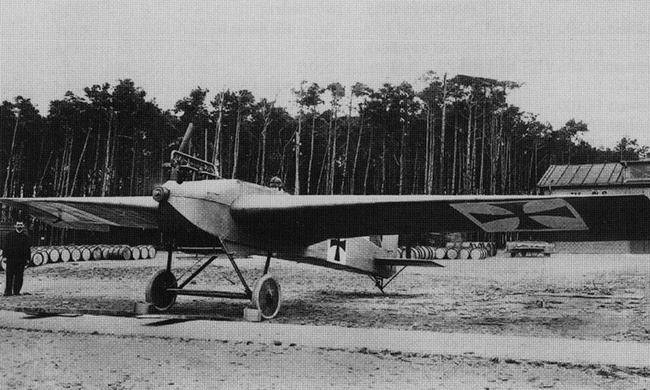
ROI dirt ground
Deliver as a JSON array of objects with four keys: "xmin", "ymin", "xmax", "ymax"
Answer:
[{"xmin": 0, "ymin": 251, "xmax": 649, "ymax": 389}]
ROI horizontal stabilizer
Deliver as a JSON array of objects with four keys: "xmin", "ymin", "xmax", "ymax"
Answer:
[{"xmin": 375, "ymin": 257, "xmax": 444, "ymax": 268}]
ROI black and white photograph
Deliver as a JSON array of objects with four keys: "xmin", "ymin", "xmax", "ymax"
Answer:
[{"xmin": 1, "ymin": 1, "xmax": 649, "ymax": 388}]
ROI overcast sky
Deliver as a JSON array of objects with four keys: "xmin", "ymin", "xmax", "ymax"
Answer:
[{"xmin": 1, "ymin": 0, "xmax": 648, "ymax": 149}]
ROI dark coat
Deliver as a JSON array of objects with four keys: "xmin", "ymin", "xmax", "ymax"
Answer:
[{"xmin": 3, "ymin": 231, "xmax": 31, "ymax": 266}]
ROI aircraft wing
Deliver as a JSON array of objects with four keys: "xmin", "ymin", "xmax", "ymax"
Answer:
[
  {"xmin": 231, "ymin": 193, "xmax": 650, "ymax": 246},
  {"xmin": 0, "ymin": 197, "xmax": 158, "ymax": 232}
]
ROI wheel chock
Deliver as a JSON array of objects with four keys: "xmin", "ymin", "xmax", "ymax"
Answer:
[
  {"xmin": 133, "ymin": 302, "xmax": 158, "ymax": 315},
  {"xmin": 243, "ymin": 307, "xmax": 262, "ymax": 322}
]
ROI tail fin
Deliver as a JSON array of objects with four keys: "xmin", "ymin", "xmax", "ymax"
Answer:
[{"xmin": 369, "ymin": 235, "xmax": 399, "ymax": 252}]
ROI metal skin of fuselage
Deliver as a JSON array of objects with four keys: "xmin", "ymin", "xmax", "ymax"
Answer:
[{"xmin": 154, "ymin": 179, "xmax": 399, "ymax": 279}]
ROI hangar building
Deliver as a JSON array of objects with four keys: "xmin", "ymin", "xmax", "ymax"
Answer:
[{"xmin": 535, "ymin": 159, "xmax": 650, "ymax": 253}]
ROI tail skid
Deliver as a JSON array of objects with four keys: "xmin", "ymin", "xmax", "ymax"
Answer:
[{"xmin": 371, "ymin": 256, "xmax": 444, "ymax": 293}]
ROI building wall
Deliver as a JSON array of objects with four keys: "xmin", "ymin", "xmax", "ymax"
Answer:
[
  {"xmin": 535, "ymin": 180, "xmax": 650, "ymax": 253},
  {"xmin": 554, "ymin": 240, "xmax": 650, "ymax": 254},
  {"xmin": 541, "ymin": 186, "xmax": 650, "ymax": 196}
]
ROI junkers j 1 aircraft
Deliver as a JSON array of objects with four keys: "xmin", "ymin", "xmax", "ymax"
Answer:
[{"xmin": 2, "ymin": 128, "xmax": 649, "ymax": 319}]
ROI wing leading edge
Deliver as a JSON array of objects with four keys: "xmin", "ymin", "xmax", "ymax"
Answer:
[
  {"xmin": 0, "ymin": 197, "xmax": 159, "ymax": 231},
  {"xmin": 231, "ymin": 193, "xmax": 650, "ymax": 246}
]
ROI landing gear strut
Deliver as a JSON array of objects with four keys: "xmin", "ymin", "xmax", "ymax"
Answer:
[{"xmin": 144, "ymin": 240, "xmax": 282, "ymax": 318}]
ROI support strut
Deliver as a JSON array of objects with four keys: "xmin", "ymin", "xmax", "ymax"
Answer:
[
  {"xmin": 263, "ymin": 252, "xmax": 272, "ymax": 275},
  {"xmin": 148, "ymin": 237, "xmax": 281, "ymax": 317},
  {"xmin": 172, "ymin": 237, "xmax": 251, "ymax": 296},
  {"xmin": 224, "ymin": 241, "xmax": 252, "ymax": 297},
  {"xmin": 369, "ymin": 266, "xmax": 409, "ymax": 294}
]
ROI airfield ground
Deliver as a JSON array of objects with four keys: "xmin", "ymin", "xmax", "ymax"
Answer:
[{"xmin": 0, "ymin": 252, "xmax": 648, "ymax": 388}]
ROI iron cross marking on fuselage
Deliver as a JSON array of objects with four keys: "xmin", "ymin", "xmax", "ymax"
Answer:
[
  {"xmin": 330, "ymin": 238, "xmax": 346, "ymax": 262},
  {"xmin": 451, "ymin": 199, "xmax": 588, "ymax": 232}
]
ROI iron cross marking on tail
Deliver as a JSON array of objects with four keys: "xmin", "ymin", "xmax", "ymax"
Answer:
[
  {"xmin": 451, "ymin": 198, "xmax": 588, "ymax": 232},
  {"xmin": 330, "ymin": 238, "xmax": 345, "ymax": 263}
]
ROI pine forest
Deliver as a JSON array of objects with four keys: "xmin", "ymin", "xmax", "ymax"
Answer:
[{"xmin": 1, "ymin": 73, "xmax": 648, "ymax": 200}]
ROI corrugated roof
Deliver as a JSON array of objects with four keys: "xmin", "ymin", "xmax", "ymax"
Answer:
[{"xmin": 537, "ymin": 163, "xmax": 625, "ymax": 188}]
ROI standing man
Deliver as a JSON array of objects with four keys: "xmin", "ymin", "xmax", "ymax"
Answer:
[{"xmin": 3, "ymin": 221, "xmax": 30, "ymax": 296}]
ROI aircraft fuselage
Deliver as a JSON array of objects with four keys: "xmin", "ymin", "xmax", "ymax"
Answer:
[{"xmin": 154, "ymin": 180, "xmax": 396, "ymax": 278}]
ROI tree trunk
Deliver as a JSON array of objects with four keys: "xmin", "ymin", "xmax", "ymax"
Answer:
[
  {"xmin": 36, "ymin": 152, "xmax": 53, "ymax": 196},
  {"xmin": 91, "ymin": 122, "xmax": 102, "ymax": 195},
  {"xmin": 464, "ymin": 104, "xmax": 473, "ymax": 192},
  {"xmin": 232, "ymin": 108, "xmax": 242, "ymax": 179},
  {"xmin": 101, "ymin": 111, "xmax": 113, "ymax": 196},
  {"xmin": 438, "ymin": 73, "xmax": 447, "ymax": 194},
  {"xmin": 3, "ymin": 111, "xmax": 20, "ymax": 198},
  {"xmin": 451, "ymin": 114, "xmax": 458, "ymax": 194},
  {"xmin": 213, "ymin": 92, "xmax": 224, "ymax": 171},
  {"xmin": 257, "ymin": 105, "xmax": 272, "ymax": 185},
  {"xmin": 307, "ymin": 114, "xmax": 316, "ymax": 194},
  {"xmin": 479, "ymin": 104, "xmax": 487, "ymax": 194},
  {"xmin": 260, "ymin": 127, "xmax": 267, "ymax": 184},
  {"xmin": 363, "ymin": 127, "xmax": 374, "ymax": 194},
  {"xmin": 129, "ymin": 136, "xmax": 137, "ymax": 195},
  {"xmin": 53, "ymin": 157, "xmax": 61, "ymax": 198},
  {"xmin": 69, "ymin": 127, "xmax": 92, "ymax": 196},
  {"xmin": 328, "ymin": 110, "xmax": 338, "ymax": 194},
  {"xmin": 470, "ymin": 107, "xmax": 478, "ymax": 194},
  {"xmin": 490, "ymin": 114, "xmax": 497, "ymax": 194},
  {"xmin": 380, "ymin": 127, "xmax": 387, "ymax": 194},
  {"xmin": 60, "ymin": 130, "xmax": 73, "ymax": 197},
  {"xmin": 294, "ymin": 115, "xmax": 301, "ymax": 194},
  {"xmin": 425, "ymin": 105, "xmax": 436, "ymax": 194},
  {"xmin": 499, "ymin": 113, "xmax": 507, "ymax": 194},
  {"xmin": 317, "ymin": 136, "xmax": 330, "ymax": 195},
  {"xmin": 321, "ymin": 117, "xmax": 333, "ymax": 194},
  {"xmin": 350, "ymin": 112, "xmax": 364, "ymax": 194},
  {"xmin": 399, "ymin": 123, "xmax": 407, "ymax": 195},
  {"xmin": 411, "ymin": 146, "xmax": 419, "ymax": 194},
  {"xmin": 340, "ymin": 103, "xmax": 353, "ymax": 194}
]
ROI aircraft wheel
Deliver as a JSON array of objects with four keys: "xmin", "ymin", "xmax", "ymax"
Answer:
[
  {"xmin": 145, "ymin": 270, "xmax": 178, "ymax": 311},
  {"xmin": 252, "ymin": 274, "xmax": 282, "ymax": 319}
]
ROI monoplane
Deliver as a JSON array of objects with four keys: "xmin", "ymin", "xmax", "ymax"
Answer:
[{"xmin": 2, "ymin": 126, "xmax": 648, "ymax": 318}]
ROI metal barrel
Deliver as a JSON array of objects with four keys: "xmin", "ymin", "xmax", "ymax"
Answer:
[
  {"xmin": 146, "ymin": 245, "xmax": 156, "ymax": 259},
  {"xmin": 117, "ymin": 246, "xmax": 132, "ymax": 260},
  {"xmin": 31, "ymin": 247, "xmax": 47, "ymax": 266},
  {"xmin": 58, "ymin": 247, "xmax": 71, "ymax": 263},
  {"xmin": 108, "ymin": 247, "xmax": 122, "ymax": 260},
  {"xmin": 487, "ymin": 242, "xmax": 496, "ymax": 256},
  {"xmin": 47, "ymin": 247, "xmax": 60, "ymax": 263},
  {"xmin": 70, "ymin": 247, "xmax": 82, "ymax": 262},
  {"xmin": 30, "ymin": 251, "xmax": 45, "ymax": 267},
  {"xmin": 470, "ymin": 247, "xmax": 487, "ymax": 260},
  {"xmin": 80, "ymin": 246, "xmax": 92, "ymax": 261},
  {"xmin": 130, "ymin": 246, "xmax": 141, "ymax": 260},
  {"xmin": 90, "ymin": 246, "xmax": 102, "ymax": 261}
]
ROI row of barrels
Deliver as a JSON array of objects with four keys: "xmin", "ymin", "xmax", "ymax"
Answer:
[
  {"xmin": 0, "ymin": 245, "xmax": 157, "ymax": 271},
  {"xmin": 397, "ymin": 242, "xmax": 496, "ymax": 260}
]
